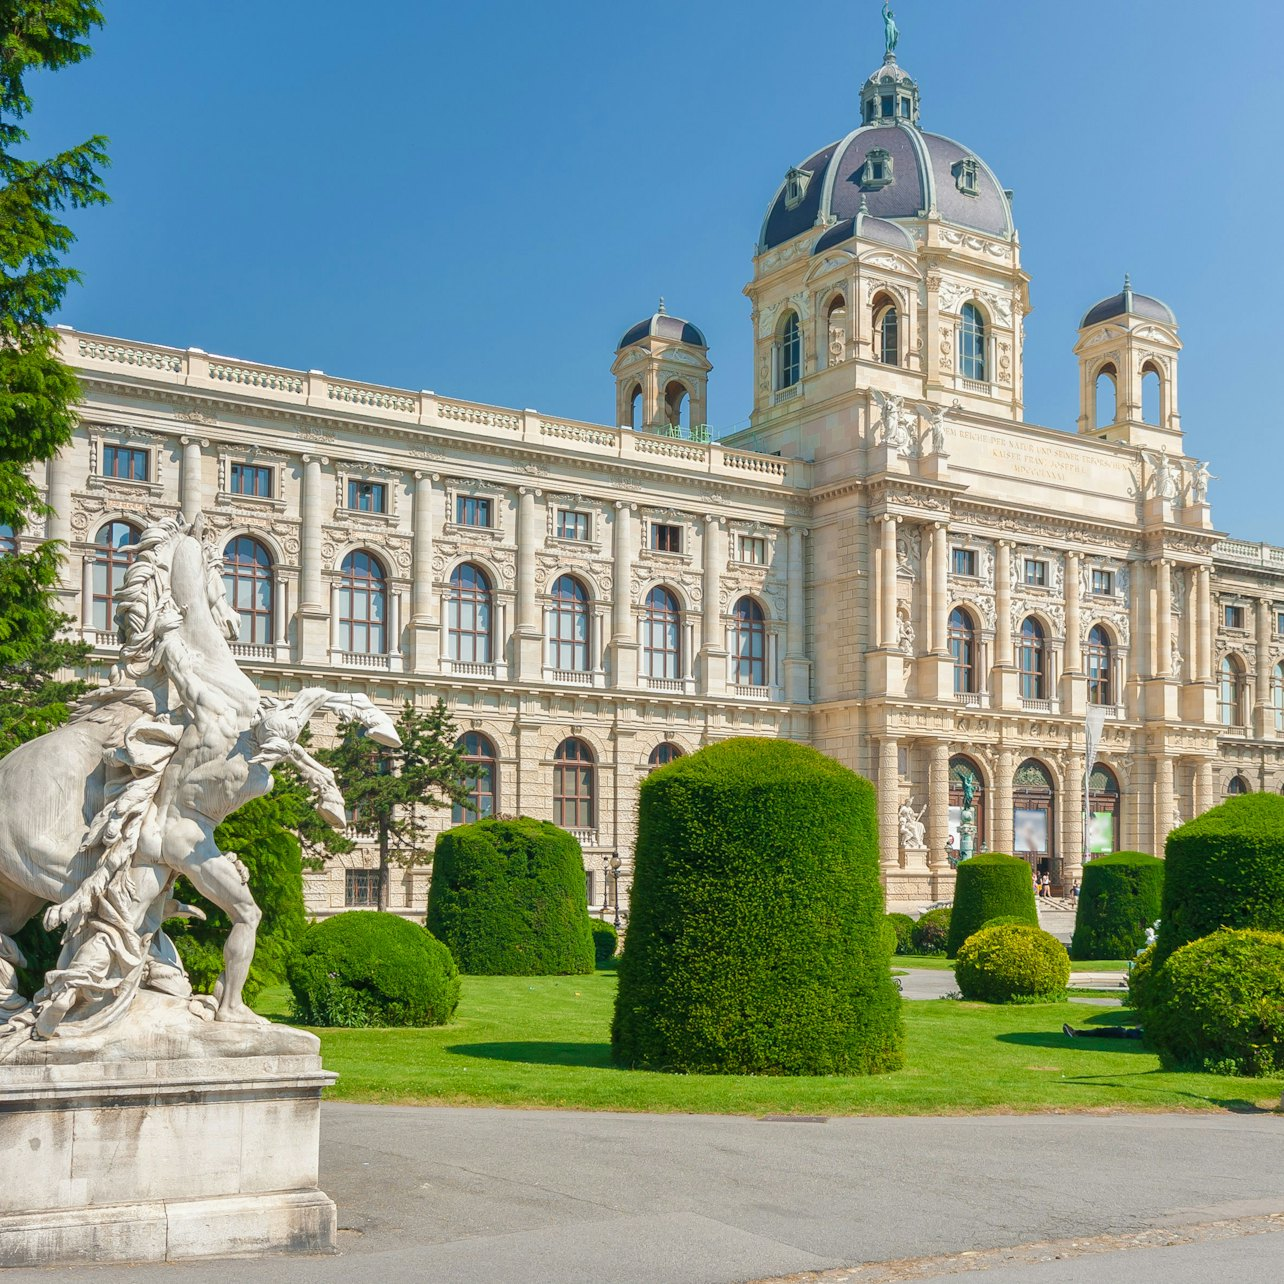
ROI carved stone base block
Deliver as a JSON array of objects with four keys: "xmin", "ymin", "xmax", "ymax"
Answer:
[
  {"xmin": 0, "ymin": 999, "xmax": 336, "ymax": 1267},
  {"xmin": 883, "ymin": 870, "xmax": 934, "ymax": 909}
]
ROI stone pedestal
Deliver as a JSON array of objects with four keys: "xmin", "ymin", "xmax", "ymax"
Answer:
[{"xmin": 0, "ymin": 993, "xmax": 336, "ymax": 1267}]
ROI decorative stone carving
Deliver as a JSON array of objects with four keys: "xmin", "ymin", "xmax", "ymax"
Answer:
[
  {"xmin": 871, "ymin": 389, "xmax": 914, "ymax": 456},
  {"xmin": 898, "ymin": 800, "xmax": 927, "ymax": 850},
  {"xmin": 895, "ymin": 526, "xmax": 921, "ymax": 580},
  {"xmin": 1187, "ymin": 459, "xmax": 1214, "ymax": 505},
  {"xmin": 896, "ymin": 604, "xmax": 915, "ymax": 656}
]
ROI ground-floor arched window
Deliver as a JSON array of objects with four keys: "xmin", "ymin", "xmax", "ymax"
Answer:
[
  {"xmin": 1013, "ymin": 759, "xmax": 1055, "ymax": 873},
  {"xmin": 948, "ymin": 755, "xmax": 985, "ymax": 861},
  {"xmin": 1087, "ymin": 765, "xmax": 1120, "ymax": 854}
]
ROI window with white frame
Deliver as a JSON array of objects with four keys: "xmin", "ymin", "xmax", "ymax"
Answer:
[
  {"xmin": 1223, "ymin": 603, "xmax": 1246, "ymax": 631},
  {"xmin": 101, "ymin": 444, "xmax": 149, "ymax": 482},
  {"xmin": 951, "ymin": 547, "xmax": 978, "ymax": 577},
  {"xmin": 1023, "ymin": 559, "xmax": 1047, "ymax": 588},
  {"xmin": 556, "ymin": 509, "xmax": 590, "ymax": 541},
  {"xmin": 642, "ymin": 586, "xmax": 682, "ymax": 680},
  {"xmin": 650, "ymin": 522, "xmax": 682, "ymax": 554},
  {"xmin": 736, "ymin": 534, "xmax": 767, "ymax": 565},
  {"xmin": 958, "ymin": 303, "xmax": 987, "ymax": 381},
  {"xmin": 1091, "ymin": 569, "xmax": 1114, "ymax": 596}
]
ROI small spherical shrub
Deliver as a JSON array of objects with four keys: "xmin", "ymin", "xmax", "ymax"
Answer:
[
  {"xmin": 427, "ymin": 818, "xmax": 594, "ymax": 975},
  {"xmin": 954, "ymin": 923, "xmax": 1070, "ymax": 1003},
  {"xmin": 592, "ymin": 920, "xmax": 619, "ymax": 967},
  {"xmin": 287, "ymin": 912, "xmax": 461, "ymax": 1028},
  {"xmin": 1141, "ymin": 929, "xmax": 1284, "ymax": 1076},
  {"xmin": 612, "ymin": 738, "xmax": 903, "ymax": 1076},
  {"xmin": 1159, "ymin": 794, "xmax": 1284, "ymax": 962},
  {"xmin": 1070, "ymin": 851, "xmax": 1164, "ymax": 961},
  {"xmin": 886, "ymin": 912, "xmax": 916, "ymax": 956},
  {"xmin": 947, "ymin": 853, "xmax": 1038, "ymax": 957},
  {"xmin": 911, "ymin": 907, "xmax": 952, "ymax": 956}
]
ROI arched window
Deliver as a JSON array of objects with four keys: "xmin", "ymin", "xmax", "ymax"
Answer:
[
  {"xmin": 629, "ymin": 383, "xmax": 643, "ymax": 431},
  {"xmin": 547, "ymin": 574, "xmax": 590, "ymax": 672},
  {"xmin": 1018, "ymin": 617, "xmax": 1046, "ymax": 700},
  {"xmin": 91, "ymin": 520, "xmax": 141, "ymax": 633},
  {"xmin": 1218, "ymin": 655, "xmax": 1246, "ymax": 727},
  {"xmin": 1141, "ymin": 363, "xmax": 1161, "ymax": 424},
  {"xmin": 1085, "ymin": 625, "xmax": 1113, "ymax": 706},
  {"xmin": 448, "ymin": 563, "xmax": 493, "ymax": 664},
  {"xmin": 643, "ymin": 586, "xmax": 682, "ymax": 680},
  {"xmin": 663, "ymin": 381, "xmax": 689, "ymax": 430},
  {"xmin": 873, "ymin": 295, "xmax": 899, "ymax": 367},
  {"xmin": 778, "ymin": 311, "xmax": 801, "ymax": 389},
  {"xmin": 453, "ymin": 732, "xmax": 497, "ymax": 823},
  {"xmin": 1088, "ymin": 764, "xmax": 1121, "ymax": 855},
  {"xmin": 339, "ymin": 550, "xmax": 387, "ymax": 655},
  {"xmin": 949, "ymin": 607, "xmax": 977, "ymax": 694},
  {"xmin": 648, "ymin": 742, "xmax": 683, "ymax": 770},
  {"xmin": 554, "ymin": 737, "xmax": 595, "ymax": 830},
  {"xmin": 826, "ymin": 293, "xmax": 848, "ymax": 368},
  {"xmin": 1274, "ymin": 662, "xmax": 1284, "ymax": 734},
  {"xmin": 0, "ymin": 524, "xmax": 13, "ymax": 555},
  {"xmin": 1094, "ymin": 364, "xmax": 1117, "ymax": 428},
  {"xmin": 733, "ymin": 596, "xmax": 767, "ymax": 687},
  {"xmin": 1013, "ymin": 759, "xmax": 1054, "ymax": 870},
  {"xmin": 948, "ymin": 756, "xmax": 985, "ymax": 859},
  {"xmin": 959, "ymin": 302, "xmax": 987, "ymax": 381},
  {"xmin": 1227, "ymin": 774, "xmax": 1250, "ymax": 796},
  {"xmin": 222, "ymin": 536, "xmax": 274, "ymax": 646}
]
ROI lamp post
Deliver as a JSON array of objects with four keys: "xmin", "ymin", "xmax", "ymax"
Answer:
[
  {"xmin": 609, "ymin": 852, "xmax": 622, "ymax": 929},
  {"xmin": 601, "ymin": 852, "xmax": 611, "ymax": 917}
]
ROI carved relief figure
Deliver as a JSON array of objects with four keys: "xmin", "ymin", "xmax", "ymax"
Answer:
[
  {"xmin": 896, "ymin": 605, "xmax": 916, "ymax": 656},
  {"xmin": 898, "ymin": 800, "xmax": 926, "ymax": 849},
  {"xmin": 871, "ymin": 389, "xmax": 913, "ymax": 456},
  {"xmin": 1144, "ymin": 447, "xmax": 1178, "ymax": 501},
  {"xmin": 1188, "ymin": 460, "xmax": 1215, "ymax": 505},
  {"xmin": 914, "ymin": 400, "xmax": 956, "ymax": 456}
]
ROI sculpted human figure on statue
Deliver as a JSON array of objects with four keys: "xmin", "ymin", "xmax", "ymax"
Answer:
[
  {"xmin": 0, "ymin": 513, "xmax": 399, "ymax": 1042},
  {"xmin": 898, "ymin": 800, "xmax": 926, "ymax": 850}
]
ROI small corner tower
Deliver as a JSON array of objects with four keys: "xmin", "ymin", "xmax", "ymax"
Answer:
[
  {"xmin": 1075, "ymin": 276, "xmax": 1183, "ymax": 450},
  {"xmin": 612, "ymin": 301, "xmax": 711, "ymax": 434}
]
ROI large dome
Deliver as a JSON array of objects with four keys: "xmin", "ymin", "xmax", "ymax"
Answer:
[{"xmin": 759, "ymin": 56, "xmax": 1014, "ymax": 253}]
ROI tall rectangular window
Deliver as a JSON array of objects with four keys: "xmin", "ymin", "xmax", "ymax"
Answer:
[
  {"xmin": 1091, "ymin": 569, "xmax": 1114, "ymax": 596},
  {"xmin": 456, "ymin": 495, "xmax": 493, "ymax": 527},
  {"xmin": 1023, "ymin": 559, "xmax": 1047, "ymax": 587},
  {"xmin": 1224, "ymin": 604, "xmax": 1246, "ymax": 630},
  {"xmin": 101, "ymin": 445, "xmax": 149, "ymax": 482},
  {"xmin": 556, "ymin": 509, "xmax": 589, "ymax": 541},
  {"xmin": 951, "ymin": 548, "xmax": 977, "ymax": 577},
  {"xmin": 651, "ymin": 523, "xmax": 682, "ymax": 553},
  {"xmin": 347, "ymin": 479, "xmax": 386, "ymax": 513},
  {"xmin": 737, "ymin": 535, "xmax": 767, "ymax": 565},
  {"xmin": 230, "ymin": 463, "xmax": 273, "ymax": 498}
]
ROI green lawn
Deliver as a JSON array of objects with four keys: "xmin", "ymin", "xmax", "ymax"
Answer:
[{"xmin": 255, "ymin": 974, "xmax": 1284, "ymax": 1116}]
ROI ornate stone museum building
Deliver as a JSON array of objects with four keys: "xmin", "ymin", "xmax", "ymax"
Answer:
[{"xmin": 24, "ymin": 46, "xmax": 1284, "ymax": 914}]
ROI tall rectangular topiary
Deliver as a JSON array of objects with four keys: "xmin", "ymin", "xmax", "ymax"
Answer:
[
  {"xmin": 945, "ymin": 852, "xmax": 1038, "ymax": 957},
  {"xmin": 426, "ymin": 818, "xmax": 595, "ymax": 975},
  {"xmin": 611, "ymin": 738, "xmax": 904, "ymax": 1075},
  {"xmin": 1069, "ymin": 851, "xmax": 1164, "ymax": 960}
]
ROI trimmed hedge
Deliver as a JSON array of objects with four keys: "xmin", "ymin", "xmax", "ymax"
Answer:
[
  {"xmin": 1070, "ymin": 851, "xmax": 1164, "ymax": 960},
  {"xmin": 611, "ymin": 738, "xmax": 903, "ymax": 1076},
  {"xmin": 1141, "ymin": 928, "xmax": 1284, "ymax": 1076},
  {"xmin": 946, "ymin": 853, "xmax": 1038, "ymax": 957},
  {"xmin": 1158, "ymin": 794, "xmax": 1284, "ymax": 962},
  {"xmin": 592, "ymin": 920, "xmax": 619, "ymax": 967},
  {"xmin": 427, "ymin": 818, "xmax": 595, "ymax": 975},
  {"xmin": 911, "ymin": 907, "xmax": 952, "ymax": 956},
  {"xmin": 954, "ymin": 923, "xmax": 1070, "ymax": 1003},
  {"xmin": 286, "ymin": 912, "xmax": 461, "ymax": 1027},
  {"xmin": 886, "ymin": 912, "xmax": 916, "ymax": 956}
]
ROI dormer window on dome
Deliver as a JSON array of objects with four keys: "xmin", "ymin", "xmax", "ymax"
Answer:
[
  {"xmin": 861, "ymin": 148, "xmax": 894, "ymax": 190},
  {"xmin": 783, "ymin": 167, "xmax": 812, "ymax": 211},
  {"xmin": 953, "ymin": 157, "xmax": 980, "ymax": 196}
]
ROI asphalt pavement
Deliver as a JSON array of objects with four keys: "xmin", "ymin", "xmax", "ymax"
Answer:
[{"xmin": 10, "ymin": 1106, "xmax": 1283, "ymax": 1283}]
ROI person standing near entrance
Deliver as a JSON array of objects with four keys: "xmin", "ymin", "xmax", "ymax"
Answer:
[{"xmin": 1040, "ymin": 871, "xmax": 1051, "ymax": 898}]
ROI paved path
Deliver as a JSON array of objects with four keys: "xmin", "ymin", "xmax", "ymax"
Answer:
[{"xmin": 12, "ymin": 1106, "xmax": 1283, "ymax": 1283}]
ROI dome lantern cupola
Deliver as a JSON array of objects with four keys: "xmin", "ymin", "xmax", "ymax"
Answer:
[{"xmin": 860, "ymin": 53, "xmax": 920, "ymax": 127}]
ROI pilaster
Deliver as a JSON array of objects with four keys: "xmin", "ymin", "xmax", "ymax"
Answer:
[
  {"xmin": 783, "ymin": 525, "xmax": 811, "ymax": 703},
  {"xmin": 698, "ymin": 515, "xmax": 727, "ymax": 695},
  {"xmin": 611, "ymin": 501, "xmax": 638, "ymax": 688},
  {"xmin": 409, "ymin": 471, "xmax": 439, "ymax": 671},
  {"xmin": 297, "ymin": 453, "xmax": 329, "ymax": 664},
  {"xmin": 513, "ymin": 487, "xmax": 543, "ymax": 681},
  {"xmin": 993, "ymin": 747, "xmax": 1014, "ymax": 854}
]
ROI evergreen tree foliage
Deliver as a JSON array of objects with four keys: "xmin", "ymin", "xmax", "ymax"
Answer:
[
  {"xmin": 323, "ymin": 699, "xmax": 469, "ymax": 910},
  {"xmin": 426, "ymin": 817, "xmax": 595, "ymax": 975},
  {"xmin": 946, "ymin": 853, "xmax": 1039, "ymax": 956},
  {"xmin": 1069, "ymin": 851, "xmax": 1164, "ymax": 960},
  {"xmin": 612, "ymin": 738, "xmax": 903, "ymax": 1076}
]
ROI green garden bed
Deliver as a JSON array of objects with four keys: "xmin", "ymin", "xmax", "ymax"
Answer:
[{"xmin": 254, "ymin": 974, "xmax": 1282, "ymax": 1116}]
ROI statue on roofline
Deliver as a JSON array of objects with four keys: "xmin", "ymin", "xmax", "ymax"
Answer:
[{"xmin": 883, "ymin": 3, "xmax": 899, "ymax": 56}]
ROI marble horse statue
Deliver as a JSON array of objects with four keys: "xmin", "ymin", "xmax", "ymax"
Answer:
[{"xmin": 0, "ymin": 513, "xmax": 399, "ymax": 1040}]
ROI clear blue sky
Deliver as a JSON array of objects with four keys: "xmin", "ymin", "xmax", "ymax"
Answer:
[{"xmin": 33, "ymin": 0, "xmax": 1284, "ymax": 542}]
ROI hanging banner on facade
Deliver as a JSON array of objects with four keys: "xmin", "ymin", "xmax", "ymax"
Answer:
[
  {"xmin": 1014, "ymin": 807, "xmax": 1048, "ymax": 854},
  {"xmin": 1088, "ymin": 811, "xmax": 1115, "ymax": 854}
]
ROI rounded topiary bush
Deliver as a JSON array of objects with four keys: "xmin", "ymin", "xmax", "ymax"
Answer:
[
  {"xmin": 592, "ymin": 920, "xmax": 619, "ymax": 967},
  {"xmin": 612, "ymin": 738, "xmax": 903, "ymax": 1076},
  {"xmin": 1142, "ymin": 929, "xmax": 1284, "ymax": 1076},
  {"xmin": 1158, "ymin": 794, "xmax": 1284, "ymax": 962},
  {"xmin": 886, "ymin": 912, "xmax": 916, "ymax": 956},
  {"xmin": 427, "ymin": 818, "xmax": 594, "ymax": 975},
  {"xmin": 1070, "ymin": 851, "xmax": 1164, "ymax": 960},
  {"xmin": 946, "ymin": 853, "xmax": 1038, "ymax": 956},
  {"xmin": 287, "ymin": 912, "xmax": 461, "ymax": 1027},
  {"xmin": 1127, "ymin": 942, "xmax": 1157, "ymax": 1013},
  {"xmin": 911, "ymin": 907, "xmax": 952, "ymax": 956},
  {"xmin": 954, "ymin": 923, "xmax": 1070, "ymax": 1003}
]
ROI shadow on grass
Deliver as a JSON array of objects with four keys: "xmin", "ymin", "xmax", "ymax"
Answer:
[
  {"xmin": 1057, "ymin": 1069, "xmax": 1276, "ymax": 1114},
  {"xmin": 447, "ymin": 1040, "xmax": 618, "ymax": 1070},
  {"xmin": 997, "ymin": 1030, "xmax": 1150, "ymax": 1054}
]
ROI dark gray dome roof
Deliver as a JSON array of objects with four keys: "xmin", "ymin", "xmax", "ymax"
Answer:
[
  {"xmin": 618, "ymin": 309, "xmax": 707, "ymax": 351},
  {"xmin": 1080, "ymin": 280, "xmax": 1177, "ymax": 329},
  {"xmin": 760, "ymin": 122, "xmax": 1013, "ymax": 252},
  {"xmin": 814, "ymin": 207, "xmax": 916, "ymax": 255}
]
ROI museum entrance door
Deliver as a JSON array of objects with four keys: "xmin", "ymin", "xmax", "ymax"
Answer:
[{"xmin": 1013, "ymin": 758, "xmax": 1057, "ymax": 892}]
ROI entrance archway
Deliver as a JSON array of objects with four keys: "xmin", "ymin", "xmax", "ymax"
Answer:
[
  {"xmin": 1013, "ymin": 758, "xmax": 1055, "ymax": 886},
  {"xmin": 948, "ymin": 755, "xmax": 985, "ymax": 863}
]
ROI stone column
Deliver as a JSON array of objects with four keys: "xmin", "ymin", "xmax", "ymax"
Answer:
[
  {"xmin": 878, "ymin": 738, "xmax": 900, "ymax": 872},
  {"xmin": 927, "ymin": 741, "xmax": 950, "ymax": 876},
  {"xmin": 784, "ymin": 525, "xmax": 810, "ymax": 702},
  {"xmin": 1195, "ymin": 565, "xmax": 1212, "ymax": 682},
  {"xmin": 1064, "ymin": 552, "xmax": 1081, "ymax": 672},
  {"xmin": 880, "ymin": 516, "xmax": 899, "ymax": 649},
  {"xmin": 994, "ymin": 540, "xmax": 1012, "ymax": 666},
  {"xmin": 298, "ymin": 454, "xmax": 329, "ymax": 664},
  {"xmin": 994, "ymin": 747, "xmax": 1014, "ymax": 854},
  {"xmin": 409, "ymin": 471, "xmax": 439, "ymax": 672},
  {"xmin": 699, "ymin": 515, "xmax": 727, "ymax": 694},
  {"xmin": 180, "ymin": 436, "xmax": 205, "ymax": 518},
  {"xmin": 1153, "ymin": 753, "xmax": 1175, "ymax": 857},
  {"xmin": 931, "ymin": 523, "xmax": 948, "ymax": 654},
  {"xmin": 1155, "ymin": 558, "xmax": 1172, "ymax": 676},
  {"xmin": 611, "ymin": 502, "xmax": 637, "ymax": 687},
  {"xmin": 514, "ymin": 486, "xmax": 543, "ymax": 680},
  {"xmin": 1195, "ymin": 758, "xmax": 1215, "ymax": 817},
  {"xmin": 1255, "ymin": 598, "xmax": 1273, "ymax": 737},
  {"xmin": 1063, "ymin": 751, "xmax": 1084, "ymax": 890}
]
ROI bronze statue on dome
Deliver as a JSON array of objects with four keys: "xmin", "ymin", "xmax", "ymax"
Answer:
[{"xmin": 883, "ymin": 3, "xmax": 900, "ymax": 57}]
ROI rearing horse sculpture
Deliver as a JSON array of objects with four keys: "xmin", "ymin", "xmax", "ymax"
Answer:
[{"xmin": 0, "ymin": 513, "xmax": 399, "ymax": 1039}]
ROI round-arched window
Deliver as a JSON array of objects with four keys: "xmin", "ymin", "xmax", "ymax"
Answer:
[
  {"xmin": 91, "ymin": 521, "xmax": 141, "ymax": 634},
  {"xmin": 1085, "ymin": 625, "xmax": 1113, "ymax": 706},
  {"xmin": 1218, "ymin": 655, "xmax": 1246, "ymax": 727},
  {"xmin": 339, "ymin": 550, "xmax": 387, "ymax": 655},
  {"xmin": 949, "ymin": 607, "xmax": 977, "ymax": 694},
  {"xmin": 1013, "ymin": 759, "xmax": 1054, "ymax": 866},
  {"xmin": 732, "ymin": 596, "xmax": 767, "ymax": 687},
  {"xmin": 643, "ymin": 586, "xmax": 681, "ymax": 680},
  {"xmin": 547, "ymin": 575, "xmax": 590, "ymax": 672},
  {"xmin": 1227, "ymin": 774, "xmax": 1250, "ymax": 796},
  {"xmin": 554, "ymin": 737, "xmax": 595, "ymax": 830},
  {"xmin": 223, "ymin": 536, "xmax": 274, "ymax": 646},
  {"xmin": 448, "ymin": 563, "xmax": 493, "ymax": 664},
  {"xmin": 1088, "ymin": 764, "xmax": 1120, "ymax": 854},
  {"xmin": 648, "ymin": 742, "xmax": 683, "ymax": 770},
  {"xmin": 454, "ymin": 732, "xmax": 497, "ymax": 823},
  {"xmin": 1018, "ymin": 617, "xmax": 1046, "ymax": 701},
  {"xmin": 873, "ymin": 294, "xmax": 899, "ymax": 367}
]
